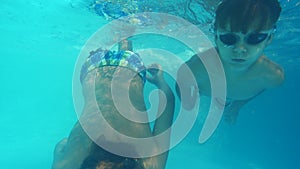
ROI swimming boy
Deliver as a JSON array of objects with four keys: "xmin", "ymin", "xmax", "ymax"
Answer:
[{"xmin": 176, "ymin": 0, "xmax": 284, "ymax": 124}]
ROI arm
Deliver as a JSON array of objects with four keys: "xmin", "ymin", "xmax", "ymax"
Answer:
[
  {"xmin": 175, "ymin": 57, "xmax": 199, "ymax": 110},
  {"xmin": 222, "ymin": 90, "xmax": 266, "ymax": 124},
  {"xmin": 223, "ymin": 99, "xmax": 250, "ymax": 124},
  {"xmin": 143, "ymin": 64, "xmax": 175, "ymax": 169}
]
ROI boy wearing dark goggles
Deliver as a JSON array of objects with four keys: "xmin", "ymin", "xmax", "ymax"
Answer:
[{"xmin": 177, "ymin": 0, "xmax": 284, "ymax": 124}]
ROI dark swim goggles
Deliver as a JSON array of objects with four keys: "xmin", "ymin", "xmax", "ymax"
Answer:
[{"xmin": 218, "ymin": 32, "xmax": 270, "ymax": 46}]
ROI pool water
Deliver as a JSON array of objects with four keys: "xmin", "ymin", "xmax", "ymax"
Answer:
[{"xmin": 0, "ymin": 0, "xmax": 299, "ymax": 169}]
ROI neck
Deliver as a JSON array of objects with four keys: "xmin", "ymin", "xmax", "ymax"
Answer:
[{"xmin": 221, "ymin": 59, "xmax": 252, "ymax": 77}]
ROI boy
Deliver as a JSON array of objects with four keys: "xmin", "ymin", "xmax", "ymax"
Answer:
[{"xmin": 176, "ymin": 0, "xmax": 284, "ymax": 124}]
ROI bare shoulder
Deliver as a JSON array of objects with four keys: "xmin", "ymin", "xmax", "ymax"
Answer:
[
  {"xmin": 184, "ymin": 48, "xmax": 217, "ymax": 74},
  {"xmin": 259, "ymin": 56, "xmax": 285, "ymax": 88},
  {"xmin": 177, "ymin": 48, "xmax": 218, "ymax": 87}
]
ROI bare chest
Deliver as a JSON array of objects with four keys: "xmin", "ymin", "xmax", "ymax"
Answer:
[
  {"xmin": 225, "ymin": 76, "xmax": 265, "ymax": 100},
  {"xmin": 197, "ymin": 72, "xmax": 265, "ymax": 100}
]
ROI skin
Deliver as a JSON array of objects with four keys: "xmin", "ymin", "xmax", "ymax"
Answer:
[
  {"xmin": 52, "ymin": 40, "xmax": 175, "ymax": 169},
  {"xmin": 177, "ymin": 26, "xmax": 285, "ymax": 124},
  {"xmin": 52, "ymin": 65, "xmax": 174, "ymax": 169}
]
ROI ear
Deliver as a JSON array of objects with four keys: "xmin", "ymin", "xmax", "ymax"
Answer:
[
  {"xmin": 214, "ymin": 32, "xmax": 219, "ymax": 42},
  {"xmin": 213, "ymin": 25, "xmax": 218, "ymax": 41}
]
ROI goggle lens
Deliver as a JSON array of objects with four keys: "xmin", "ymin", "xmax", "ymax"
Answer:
[
  {"xmin": 247, "ymin": 33, "xmax": 268, "ymax": 44},
  {"xmin": 219, "ymin": 34, "xmax": 238, "ymax": 46}
]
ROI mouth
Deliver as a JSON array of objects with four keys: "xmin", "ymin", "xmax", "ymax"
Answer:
[{"xmin": 231, "ymin": 59, "xmax": 246, "ymax": 63}]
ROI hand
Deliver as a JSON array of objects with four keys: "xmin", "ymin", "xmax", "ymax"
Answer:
[{"xmin": 146, "ymin": 64, "xmax": 166, "ymax": 87}]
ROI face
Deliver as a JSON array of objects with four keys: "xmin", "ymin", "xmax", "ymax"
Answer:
[{"xmin": 215, "ymin": 27, "xmax": 274, "ymax": 72}]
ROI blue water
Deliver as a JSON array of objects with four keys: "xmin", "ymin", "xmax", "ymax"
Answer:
[{"xmin": 0, "ymin": 0, "xmax": 299, "ymax": 169}]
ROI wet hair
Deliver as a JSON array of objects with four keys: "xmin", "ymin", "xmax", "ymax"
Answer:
[{"xmin": 214, "ymin": 0, "xmax": 281, "ymax": 33}]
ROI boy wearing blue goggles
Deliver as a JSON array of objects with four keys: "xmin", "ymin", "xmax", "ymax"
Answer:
[{"xmin": 177, "ymin": 0, "xmax": 284, "ymax": 124}]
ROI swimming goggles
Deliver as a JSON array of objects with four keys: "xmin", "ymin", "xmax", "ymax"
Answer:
[{"xmin": 218, "ymin": 32, "xmax": 270, "ymax": 46}]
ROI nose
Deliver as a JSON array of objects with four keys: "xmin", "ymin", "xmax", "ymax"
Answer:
[{"xmin": 233, "ymin": 41, "xmax": 247, "ymax": 54}]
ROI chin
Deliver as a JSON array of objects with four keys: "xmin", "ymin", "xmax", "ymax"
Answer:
[{"xmin": 228, "ymin": 62, "xmax": 250, "ymax": 72}]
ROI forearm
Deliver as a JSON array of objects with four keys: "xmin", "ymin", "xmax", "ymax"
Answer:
[
  {"xmin": 228, "ymin": 99, "xmax": 249, "ymax": 109},
  {"xmin": 223, "ymin": 98, "xmax": 254, "ymax": 124},
  {"xmin": 175, "ymin": 61, "xmax": 199, "ymax": 110},
  {"xmin": 144, "ymin": 64, "xmax": 175, "ymax": 169},
  {"xmin": 153, "ymin": 82, "xmax": 175, "ymax": 135},
  {"xmin": 150, "ymin": 82, "xmax": 175, "ymax": 169}
]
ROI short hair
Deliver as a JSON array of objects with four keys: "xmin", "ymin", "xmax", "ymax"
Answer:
[{"xmin": 214, "ymin": 0, "xmax": 281, "ymax": 33}]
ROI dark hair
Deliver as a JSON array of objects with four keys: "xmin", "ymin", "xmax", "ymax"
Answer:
[{"xmin": 214, "ymin": 0, "xmax": 281, "ymax": 33}]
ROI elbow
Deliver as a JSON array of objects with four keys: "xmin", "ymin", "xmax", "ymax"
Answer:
[
  {"xmin": 274, "ymin": 67, "xmax": 285, "ymax": 87},
  {"xmin": 268, "ymin": 66, "xmax": 285, "ymax": 88},
  {"xmin": 175, "ymin": 83, "xmax": 198, "ymax": 111}
]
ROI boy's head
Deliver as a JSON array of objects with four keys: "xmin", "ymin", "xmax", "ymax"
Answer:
[
  {"xmin": 214, "ymin": 0, "xmax": 281, "ymax": 33},
  {"xmin": 213, "ymin": 0, "xmax": 282, "ymax": 71}
]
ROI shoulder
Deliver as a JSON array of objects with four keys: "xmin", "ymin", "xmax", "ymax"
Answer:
[
  {"xmin": 259, "ymin": 56, "xmax": 285, "ymax": 88},
  {"xmin": 187, "ymin": 47, "xmax": 217, "ymax": 61},
  {"xmin": 178, "ymin": 48, "xmax": 219, "ymax": 82},
  {"xmin": 184, "ymin": 48, "xmax": 217, "ymax": 72}
]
